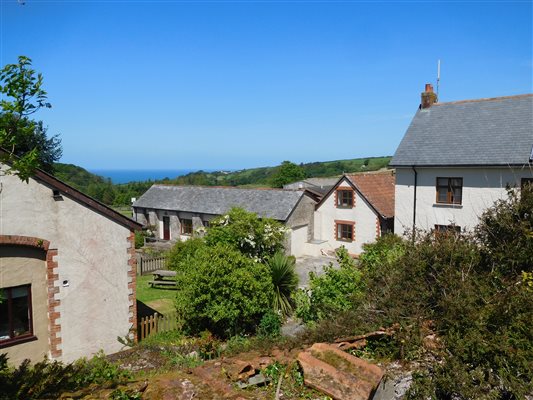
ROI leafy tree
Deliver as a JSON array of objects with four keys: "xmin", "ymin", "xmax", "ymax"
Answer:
[
  {"xmin": 172, "ymin": 243, "xmax": 274, "ymax": 338},
  {"xmin": 270, "ymin": 161, "xmax": 306, "ymax": 188},
  {"xmin": 0, "ymin": 116, "xmax": 61, "ymax": 173},
  {"xmin": 0, "ymin": 56, "xmax": 60, "ymax": 179},
  {"xmin": 265, "ymin": 251, "xmax": 299, "ymax": 317},
  {"xmin": 205, "ymin": 207, "xmax": 287, "ymax": 261}
]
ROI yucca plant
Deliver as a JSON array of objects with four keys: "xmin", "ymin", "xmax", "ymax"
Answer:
[{"xmin": 266, "ymin": 252, "xmax": 299, "ymax": 317}]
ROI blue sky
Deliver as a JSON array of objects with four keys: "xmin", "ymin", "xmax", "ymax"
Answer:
[{"xmin": 1, "ymin": 0, "xmax": 531, "ymax": 170}]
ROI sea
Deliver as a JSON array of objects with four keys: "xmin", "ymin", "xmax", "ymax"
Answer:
[{"xmin": 90, "ymin": 169, "xmax": 199, "ymax": 184}]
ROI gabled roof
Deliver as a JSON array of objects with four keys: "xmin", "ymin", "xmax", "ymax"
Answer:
[
  {"xmin": 133, "ymin": 185, "xmax": 310, "ymax": 221},
  {"xmin": 316, "ymin": 171, "xmax": 395, "ymax": 219},
  {"xmin": 390, "ymin": 94, "xmax": 533, "ymax": 167},
  {"xmin": 0, "ymin": 150, "xmax": 142, "ymax": 231},
  {"xmin": 346, "ymin": 173, "xmax": 395, "ymax": 219}
]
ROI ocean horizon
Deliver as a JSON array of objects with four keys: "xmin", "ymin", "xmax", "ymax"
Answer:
[{"xmin": 90, "ymin": 169, "xmax": 203, "ymax": 184}]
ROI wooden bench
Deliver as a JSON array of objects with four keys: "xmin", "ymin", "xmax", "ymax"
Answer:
[{"xmin": 148, "ymin": 269, "xmax": 177, "ymax": 288}]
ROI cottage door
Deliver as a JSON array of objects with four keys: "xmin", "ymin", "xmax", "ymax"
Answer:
[{"xmin": 163, "ymin": 216, "xmax": 170, "ymax": 240}]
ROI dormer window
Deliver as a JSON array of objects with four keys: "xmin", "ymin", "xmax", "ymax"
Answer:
[{"xmin": 336, "ymin": 189, "xmax": 354, "ymax": 208}]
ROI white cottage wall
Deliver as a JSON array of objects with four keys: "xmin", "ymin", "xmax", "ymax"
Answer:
[
  {"xmin": 394, "ymin": 166, "xmax": 533, "ymax": 234},
  {"xmin": 313, "ymin": 178, "xmax": 380, "ymax": 255},
  {"xmin": 0, "ymin": 171, "xmax": 133, "ymax": 363}
]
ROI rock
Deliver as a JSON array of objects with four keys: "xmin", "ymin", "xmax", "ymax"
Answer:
[
  {"xmin": 298, "ymin": 343, "xmax": 383, "ymax": 400},
  {"xmin": 371, "ymin": 372, "xmax": 412, "ymax": 400},
  {"xmin": 236, "ymin": 373, "xmax": 270, "ymax": 389},
  {"xmin": 281, "ymin": 317, "xmax": 306, "ymax": 337}
]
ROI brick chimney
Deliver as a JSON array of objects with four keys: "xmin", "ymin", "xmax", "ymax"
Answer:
[{"xmin": 420, "ymin": 83, "xmax": 437, "ymax": 109}]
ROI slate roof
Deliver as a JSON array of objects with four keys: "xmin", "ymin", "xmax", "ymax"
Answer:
[
  {"xmin": 390, "ymin": 94, "xmax": 533, "ymax": 167},
  {"xmin": 347, "ymin": 172, "xmax": 395, "ymax": 218},
  {"xmin": 132, "ymin": 185, "xmax": 307, "ymax": 221}
]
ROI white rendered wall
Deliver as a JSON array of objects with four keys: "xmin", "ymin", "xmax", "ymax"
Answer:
[
  {"xmin": 0, "ymin": 170, "xmax": 132, "ymax": 363},
  {"xmin": 313, "ymin": 178, "xmax": 380, "ymax": 255},
  {"xmin": 394, "ymin": 166, "xmax": 533, "ymax": 234}
]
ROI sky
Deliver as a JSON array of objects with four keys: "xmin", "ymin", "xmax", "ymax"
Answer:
[{"xmin": 0, "ymin": 0, "xmax": 531, "ymax": 170}]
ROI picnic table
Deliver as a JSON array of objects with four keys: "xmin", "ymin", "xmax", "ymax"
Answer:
[{"xmin": 148, "ymin": 269, "xmax": 177, "ymax": 288}]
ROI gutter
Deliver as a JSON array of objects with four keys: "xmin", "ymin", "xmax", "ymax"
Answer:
[{"xmin": 412, "ymin": 166, "xmax": 417, "ymax": 239}]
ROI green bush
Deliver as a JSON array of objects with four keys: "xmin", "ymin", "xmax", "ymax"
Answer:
[
  {"xmin": 358, "ymin": 233, "xmax": 405, "ymax": 273},
  {"xmin": 295, "ymin": 246, "xmax": 363, "ymax": 323},
  {"xmin": 318, "ymin": 186, "xmax": 533, "ymax": 399},
  {"xmin": 173, "ymin": 243, "xmax": 274, "ymax": 338},
  {"xmin": 266, "ymin": 252, "xmax": 299, "ymax": 316},
  {"xmin": 134, "ymin": 231, "xmax": 145, "ymax": 249},
  {"xmin": 0, "ymin": 351, "xmax": 130, "ymax": 400},
  {"xmin": 257, "ymin": 310, "xmax": 282, "ymax": 338},
  {"xmin": 205, "ymin": 207, "xmax": 287, "ymax": 261}
]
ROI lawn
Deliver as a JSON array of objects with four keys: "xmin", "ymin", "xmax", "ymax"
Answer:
[{"xmin": 136, "ymin": 274, "xmax": 176, "ymax": 315}]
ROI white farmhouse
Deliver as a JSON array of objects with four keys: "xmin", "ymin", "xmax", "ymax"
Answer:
[
  {"xmin": 0, "ymin": 161, "xmax": 141, "ymax": 364},
  {"xmin": 307, "ymin": 171, "xmax": 395, "ymax": 256},
  {"xmin": 390, "ymin": 85, "xmax": 533, "ymax": 234}
]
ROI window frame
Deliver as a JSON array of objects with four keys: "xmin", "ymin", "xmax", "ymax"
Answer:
[
  {"xmin": 335, "ymin": 221, "xmax": 355, "ymax": 242},
  {"xmin": 434, "ymin": 224, "xmax": 461, "ymax": 236},
  {"xmin": 181, "ymin": 218, "xmax": 193, "ymax": 235},
  {"xmin": 0, "ymin": 284, "xmax": 35, "ymax": 348},
  {"xmin": 336, "ymin": 188, "xmax": 354, "ymax": 208},
  {"xmin": 436, "ymin": 177, "xmax": 463, "ymax": 205}
]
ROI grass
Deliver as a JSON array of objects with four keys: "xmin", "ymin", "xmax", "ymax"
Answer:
[
  {"xmin": 112, "ymin": 206, "xmax": 133, "ymax": 218},
  {"xmin": 136, "ymin": 274, "xmax": 176, "ymax": 315}
]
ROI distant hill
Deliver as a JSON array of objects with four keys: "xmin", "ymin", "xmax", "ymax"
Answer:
[
  {"xmin": 52, "ymin": 156, "xmax": 392, "ymax": 206},
  {"xmin": 163, "ymin": 156, "xmax": 392, "ymax": 187}
]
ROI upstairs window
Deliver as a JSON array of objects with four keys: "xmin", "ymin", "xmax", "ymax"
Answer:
[
  {"xmin": 436, "ymin": 177, "xmax": 463, "ymax": 205},
  {"xmin": 181, "ymin": 219, "xmax": 193, "ymax": 235},
  {"xmin": 336, "ymin": 189, "xmax": 354, "ymax": 208},
  {"xmin": 0, "ymin": 285, "xmax": 33, "ymax": 347}
]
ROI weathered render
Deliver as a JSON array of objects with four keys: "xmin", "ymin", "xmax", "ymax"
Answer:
[
  {"xmin": 391, "ymin": 87, "xmax": 533, "ymax": 234},
  {"xmin": 0, "ymin": 164, "xmax": 141, "ymax": 364},
  {"xmin": 132, "ymin": 185, "xmax": 316, "ymax": 256},
  {"xmin": 309, "ymin": 172, "xmax": 395, "ymax": 256}
]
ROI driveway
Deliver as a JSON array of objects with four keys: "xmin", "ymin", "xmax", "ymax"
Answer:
[{"xmin": 295, "ymin": 255, "xmax": 339, "ymax": 288}]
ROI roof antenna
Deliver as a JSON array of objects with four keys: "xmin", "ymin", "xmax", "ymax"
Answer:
[{"xmin": 436, "ymin": 59, "xmax": 441, "ymax": 100}]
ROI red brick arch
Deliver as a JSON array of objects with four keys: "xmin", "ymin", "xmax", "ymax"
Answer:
[{"xmin": 0, "ymin": 235, "xmax": 62, "ymax": 358}]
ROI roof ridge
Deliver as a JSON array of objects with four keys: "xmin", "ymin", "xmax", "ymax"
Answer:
[
  {"xmin": 152, "ymin": 184, "xmax": 301, "ymax": 192},
  {"xmin": 434, "ymin": 93, "xmax": 533, "ymax": 107}
]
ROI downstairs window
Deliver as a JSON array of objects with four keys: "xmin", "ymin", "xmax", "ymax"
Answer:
[{"xmin": 0, "ymin": 285, "xmax": 33, "ymax": 347}]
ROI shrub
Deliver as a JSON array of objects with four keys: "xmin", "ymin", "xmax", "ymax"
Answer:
[
  {"xmin": 257, "ymin": 310, "xmax": 282, "ymax": 338},
  {"xmin": 265, "ymin": 252, "xmax": 299, "ymax": 316},
  {"xmin": 358, "ymin": 233, "xmax": 405, "ymax": 273},
  {"xmin": 0, "ymin": 351, "xmax": 130, "ymax": 400},
  {"xmin": 205, "ymin": 207, "xmax": 287, "ymax": 261},
  {"xmin": 174, "ymin": 243, "xmax": 274, "ymax": 338},
  {"xmin": 476, "ymin": 184, "xmax": 533, "ymax": 276},
  {"xmin": 167, "ymin": 237, "xmax": 207, "ymax": 271},
  {"xmin": 295, "ymin": 246, "xmax": 363, "ymax": 323}
]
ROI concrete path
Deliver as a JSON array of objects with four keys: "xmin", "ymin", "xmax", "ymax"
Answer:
[{"xmin": 295, "ymin": 255, "xmax": 339, "ymax": 288}]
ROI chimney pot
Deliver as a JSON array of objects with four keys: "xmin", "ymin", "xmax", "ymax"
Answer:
[{"xmin": 421, "ymin": 83, "xmax": 437, "ymax": 109}]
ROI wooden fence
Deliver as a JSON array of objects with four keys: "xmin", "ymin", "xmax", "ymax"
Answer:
[
  {"xmin": 138, "ymin": 312, "xmax": 179, "ymax": 340},
  {"xmin": 138, "ymin": 255, "xmax": 167, "ymax": 275}
]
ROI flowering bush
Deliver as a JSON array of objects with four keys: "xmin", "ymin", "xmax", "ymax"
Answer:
[{"xmin": 205, "ymin": 207, "xmax": 288, "ymax": 261}]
